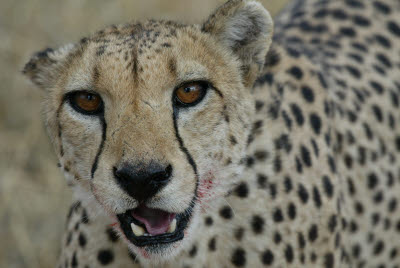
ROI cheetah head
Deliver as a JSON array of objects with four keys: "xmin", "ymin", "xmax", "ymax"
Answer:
[{"xmin": 23, "ymin": 0, "xmax": 273, "ymax": 261}]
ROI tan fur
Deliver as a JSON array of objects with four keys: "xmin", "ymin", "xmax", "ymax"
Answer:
[{"xmin": 23, "ymin": 0, "xmax": 400, "ymax": 267}]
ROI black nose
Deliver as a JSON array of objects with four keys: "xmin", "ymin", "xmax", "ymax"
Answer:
[{"xmin": 113, "ymin": 163, "xmax": 172, "ymax": 202}]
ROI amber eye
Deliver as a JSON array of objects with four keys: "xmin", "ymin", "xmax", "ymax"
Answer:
[
  {"xmin": 68, "ymin": 91, "xmax": 103, "ymax": 115},
  {"xmin": 174, "ymin": 82, "xmax": 208, "ymax": 106}
]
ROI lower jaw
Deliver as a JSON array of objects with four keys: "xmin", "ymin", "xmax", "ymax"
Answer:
[{"xmin": 117, "ymin": 203, "xmax": 195, "ymax": 248}]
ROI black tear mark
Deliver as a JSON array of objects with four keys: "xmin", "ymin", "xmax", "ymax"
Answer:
[
  {"xmin": 91, "ymin": 114, "xmax": 107, "ymax": 178},
  {"xmin": 56, "ymin": 103, "xmax": 64, "ymax": 157},
  {"xmin": 172, "ymin": 108, "xmax": 199, "ymax": 196}
]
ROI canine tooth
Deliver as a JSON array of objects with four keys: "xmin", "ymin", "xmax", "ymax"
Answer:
[
  {"xmin": 168, "ymin": 219, "xmax": 177, "ymax": 233},
  {"xmin": 131, "ymin": 223, "xmax": 145, "ymax": 236}
]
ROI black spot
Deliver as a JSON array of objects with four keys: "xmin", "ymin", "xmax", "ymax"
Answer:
[
  {"xmin": 331, "ymin": 9, "xmax": 348, "ymax": 20},
  {"xmin": 313, "ymin": 186, "xmax": 322, "ymax": 208},
  {"xmin": 257, "ymin": 174, "xmax": 268, "ymax": 188},
  {"xmin": 298, "ymin": 232, "xmax": 306, "ymax": 249},
  {"xmin": 284, "ymin": 177, "xmax": 293, "ymax": 193},
  {"xmin": 295, "ymin": 156, "xmax": 303, "ymax": 174},
  {"xmin": 301, "ymin": 86, "xmax": 315, "ymax": 103},
  {"xmin": 230, "ymin": 135, "xmax": 237, "ymax": 145},
  {"xmin": 219, "ymin": 206, "xmax": 233, "ymax": 219},
  {"xmin": 189, "ymin": 245, "xmax": 197, "ymax": 257},
  {"xmin": 208, "ymin": 237, "xmax": 217, "ymax": 251},
  {"xmin": 231, "ymin": 248, "xmax": 246, "ymax": 267},
  {"xmin": 161, "ymin": 42, "xmax": 171, "ymax": 48},
  {"xmin": 345, "ymin": 0, "xmax": 364, "ymax": 8},
  {"xmin": 235, "ymin": 227, "xmax": 245, "ymax": 241},
  {"xmin": 274, "ymin": 232, "xmax": 282, "ymax": 244},
  {"xmin": 205, "ymin": 216, "xmax": 213, "ymax": 226},
  {"xmin": 106, "ymin": 228, "xmax": 119, "ymax": 242},
  {"xmin": 78, "ymin": 233, "xmax": 87, "ymax": 248},
  {"xmin": 367, "ymin": 172, "xmax": 379, "ymax": 189},
  {"xmin": 327, "ymin": 155, "xmax": 336, "ymax": 173},
  {"xmin": 255, "ymin": 100, "xmax": 264, "ymax": 112},
  {"xmin": 261, "ymin": 249, "xmax": 274, "ymax": 265},
  {"xmin": 318, "ymin": 72, "xmax": 328, "ymax": 88},
  {"xmin": 234, "ymin": 182, "xmax": 249, "ymax": 198},
  {"xmin": 274, "ymin": 155, "xmax": 282, "ymax": 173},
  {"xmin": 308, "ymin": 224, "xmax": 318, "ymax": 242},
  {"xmin": 387, "ymin": 21, "xmax": 400, "ymax": 37},
  {"xmin": 323, "ymin": 175, "xmax": 334, "ymax": 198},
  {"xmin": 264, "ymin": 48, "xmax": 280, "ymax": 67},
  {"xmin": 81, "ymin": 209, "xmax": 89, "ymax": 224},
  {"xmin": 268, "ymin": 100, "xmax": 280, "ymax": 120},
  {"xmin": 351, "ymin": 42, "xmax": 368, "ymax": 52},
  {"xmin": 374, "ymin": 34, "xmax": 391, "ymax": 48},
  {"xmin": 309, "ymin": 113, "xmax": 322, "ymax": 135},
  {"xmin": 376, "ymin": 53, "xmax": 392, "ymax": 68},
  {"xmin": 344, "ymin": 154, "xmax": 353, "ymax": 169},
  {"xmin": 373, "ymin": 1, "xmax": 391, "ymax": 14},
  {"xmin": 254, "ymin": 150, "xmax": 269, "ymax": 161},
  {"xmin": 372, "ymin": 105, "xmax": 383, "ymax": 122},
  {"xmin": 275, "ymin": 134, "xmax": 292, "ymax": 153},
  {"xmin": 352, "ymin": 15, "xmax": 370, "ymax": 26},
  {"xmin": 345, "ymin": 65, "xmax": 361, "ymax": 78},
  {"xmin": 370, "ymin": 80, "xmax": 384, "ymax": 94},
  {"xmin": 284, "ymin": 245, "xmax": 294, "ymax": 263},
  {"xmin": 251, "ymin": 215, "xmax": 265, "ymax": 234},
  {"xmin": 373, "ymin": 191, "xmax": 384, "ymax": 204},
  {"xmin": 72, "ymin": 252, "xmax": 78, "ymax": 268},
  {"xmin": 347, "ymin": 53, "xmax": 363, "ymax": 63},
  {"xmin": 311, "ymin": 7, "xmax": 327, "ymax": 18},
  {"xmin": 273, "ymin": 208, "xmax": 284, "ymax": 222},
  {"xmin": 287, "ymin": 203, "xmax": 296, "ymax": 219},
  {"xmin": 328, "ymin": 215, "xmax": 337, "ymax": 233},
  {"xmin": 390, "ymin": 248, "xmax": 397, "ymax": 259},
  {"xmin": 324, "ymin": 252, "xmax": 335, "ymax": 268},
  {"xmin": 354, "ymin": 202, "xmax": 364, "ymax": 214},
  {"xmin": 246, "ymin": 156, "xmax": 255, "ymax": 168},
  {"xmin": 269, "ymin": 183, "xmax": 277, "ymax": 199},
  {"xmin": 287, "ymin": 66, "xmax": 303, "ymax": 80},
  {"xmin": 373, "ymin": 240, "xmax": 385, "ymax": 255},
  {"xmin": 298, "ymin": 184, "xmax": 309, "ymax": 203},
  {"xmin": 290, "ymin": 103, "xmax": 304, "ymax": 126},
  {"xmin": 395, "ymin": 136, "xmax": 400, "ymax": 152},
  {"xmin": 340, "ymin": 27, "xmax": 356, "ymax": 37},
  {"xmin": 300, "ymin": 145, "xmax": 312, "ymax": 167},
  {"xmin": 97, "ymin": 250, "xmax": 114, "ymax": 265}
]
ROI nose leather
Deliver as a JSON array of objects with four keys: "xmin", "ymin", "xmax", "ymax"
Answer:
[{"xmin": 114, "ymin": 163, "xmax": 172, "ymax": 202}]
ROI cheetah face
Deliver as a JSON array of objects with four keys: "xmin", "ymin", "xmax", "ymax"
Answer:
[{"xmin": 23, "ymin": 0, "xmax": 272, "ymax": 261}]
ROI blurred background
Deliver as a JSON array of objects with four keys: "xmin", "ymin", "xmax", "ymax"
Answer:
[{"xmin": 0, "ymin": 0, "xmax": 287, "ymax": 267}]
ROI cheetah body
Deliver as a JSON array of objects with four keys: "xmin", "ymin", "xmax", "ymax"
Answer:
[{"xmin": 23, "ymin": 0, "xmax": 400, "ymax": 267}]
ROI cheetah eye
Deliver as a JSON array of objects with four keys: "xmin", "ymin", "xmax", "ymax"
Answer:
[
  {"xmin": 67, "ymin": 90, "xmax": 103, "ymax": 115},
  {"xmin": 174, "ymin": 81, "xmax": 208, "ymax": 107}
]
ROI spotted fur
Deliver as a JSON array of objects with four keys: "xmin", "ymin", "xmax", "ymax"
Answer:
[{"xmin": 23, "ymin": 0, "xmax": 400, "ymax": 267}]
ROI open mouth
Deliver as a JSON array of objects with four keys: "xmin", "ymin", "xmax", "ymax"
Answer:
[{"xmin": 117, "ymin": 203, "xmax": 193, "ymax": 247}]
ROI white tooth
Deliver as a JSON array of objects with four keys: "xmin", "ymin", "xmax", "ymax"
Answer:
[
  {"xmin": 131, "ymin": 223, "xmax": 145, "ymax": 236},
  {"xmin": 168, "ymin": 219, "xmax": 177, "ymax": 233}
]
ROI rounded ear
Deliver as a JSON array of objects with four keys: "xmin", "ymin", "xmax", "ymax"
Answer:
[
  {"xmin": 202, "ymin": 0, "xmax": 273, "ymax": 87},
  {"xmin": 22, "ymin": 43, "xmax": 77, "ymax": 90}
]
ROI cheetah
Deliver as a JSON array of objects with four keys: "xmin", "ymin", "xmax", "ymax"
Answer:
[{"xmin": 23, "ymin": 0, "xmax": 400, "ymax": 267}]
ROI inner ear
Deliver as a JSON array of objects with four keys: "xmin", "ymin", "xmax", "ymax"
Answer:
[{"xmin": 202, "ymin": 0, "xmax": 273, "ymax": 87}]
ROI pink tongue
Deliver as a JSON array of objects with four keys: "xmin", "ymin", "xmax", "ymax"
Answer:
[{"xmin": 131, "ymin": 205, "xmax": 175, "ymax": 235}]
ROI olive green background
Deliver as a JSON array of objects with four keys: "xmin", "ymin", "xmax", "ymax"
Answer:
[{"xmin": 0, "ymin": 1, "xmax": 287, "ymax": 267}]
